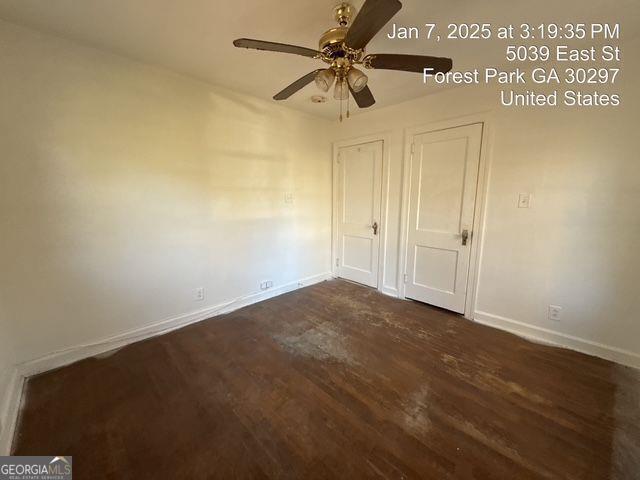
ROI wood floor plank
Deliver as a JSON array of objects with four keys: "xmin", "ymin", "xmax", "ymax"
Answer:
[{"xmin": 12, "ymin": 279, "xmax": 640, "ymax": 479}]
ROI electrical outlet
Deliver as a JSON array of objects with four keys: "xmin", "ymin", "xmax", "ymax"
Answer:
[
  {"xmin": 548, "ymin": 305, "xmax": 562, "ymax": 321},
  {"xmin": 518, "ymin": 193, "xmax": 532, "ymax": 208},
  {"xmin": 195, "ymin": 287, "xmax": 205, "ymax": 301},
  {"xmin": 260, "ymin": 280, "xmax": 274, "ymax": 290},
  {"xmin": 284, "ymin": 192, "xmax": 294, "ymax": 204}
]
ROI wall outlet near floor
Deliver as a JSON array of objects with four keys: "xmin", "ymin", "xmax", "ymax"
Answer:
[
  {"xmin": 195, "ymin": 287, "xmax": 205, "ymax": 301},
  {"xmin": 548, "ymin": 305, "xmax": 562, "ymax": 321},
  {"xmin": 518, "ymin": 193, "xmax": 532, "ymax": 208},
  {"xmin": 260, "ymin": 280, "xmax": 274, "ymax": 290}
]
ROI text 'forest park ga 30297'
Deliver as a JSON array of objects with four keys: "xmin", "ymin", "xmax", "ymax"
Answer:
[{"xmin": 386, "ymin": 22, "xmax": 623, "ymax": 108}]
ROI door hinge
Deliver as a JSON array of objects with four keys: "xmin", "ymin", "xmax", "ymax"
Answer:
[
  {"xmin": 336, "ymin": 258, "xmax": 340, "ymax": 267},
  {"xmin": 410, "ymin": 143, "xmax": 415, "ymax": 155},
  {"xmin": 403, "ymin": 274, "xmax": 408, "ymax": 283}
]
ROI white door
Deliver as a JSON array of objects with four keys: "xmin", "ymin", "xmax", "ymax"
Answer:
[
  {"xmin": 404, "ymin": 124, "xmax": 483, "ymax": 313},
  {"xmin": 336, "ymin": 141, "xmax": 383, "ymax": 287}
]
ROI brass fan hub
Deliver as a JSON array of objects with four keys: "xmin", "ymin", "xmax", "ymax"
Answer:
[
  {"xmin": 332, "ymin": 57, "xmax": 351, "ymax": 76},
  {"xmin": 319, "ymin": 4, "xmax": 363, "ymax": 64},
  {"xmin": 318, "ymin": 27, "xmax": 348, "ymax": 52}
]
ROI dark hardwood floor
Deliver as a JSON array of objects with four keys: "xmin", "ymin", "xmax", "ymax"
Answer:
[{"xmin": 12, "ymin": 280, "xmax": 640, "ymax": 479}]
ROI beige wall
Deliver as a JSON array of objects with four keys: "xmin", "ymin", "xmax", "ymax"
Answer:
[
  {"xmin": 0, "ymin": 20, "xmax": 332, "ymax": 369},
  {"xmin": 330, "ymin": 43, "xmax": 640, "ymax": 366}
]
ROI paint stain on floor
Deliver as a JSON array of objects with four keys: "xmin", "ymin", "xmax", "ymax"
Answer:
[{"xmin": 272, "ymin": 324, "xmax": 356, "ymax": 365}]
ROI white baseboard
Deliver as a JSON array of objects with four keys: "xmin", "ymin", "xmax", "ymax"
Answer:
[
  {"xmin": 474, "ymin": 311, "xmax": 640, "ymax": 370},
  {"xmin": 18, "ymin": 272, "xmax": 333, "ymax": 378},
  {"xmin": 0, "ymin": 367, "xmax": 23, "ymax": 455},
  {"xmin": 380, "ymin": 285, "xmax": 399, "ymax": 298},
  {"xmin": 329, "ymin": 272, "xmax": 398, "ymax": 298}
]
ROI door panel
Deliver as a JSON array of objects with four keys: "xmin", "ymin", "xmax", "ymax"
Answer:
[
  {"xmin": 336, "ymin": 141, "xmax": 383, "ymax": 287},
  {"xmin": 344, "ymin": 154, "xmax": 375, "ymax": 224},
  {"xmin": 416, "ymin": 137, "xmax": 468, "ymax": 233},
  {"xmin": 414, "ymin": 245, "xmax": 458, "ymax": 293},
  {"xmin": 343, "ymin": 235, "xmax": 373, "ymax": 271},
  {"xmin": 405, "ymin": 124, "xmax": 483, "ymax": 313}
]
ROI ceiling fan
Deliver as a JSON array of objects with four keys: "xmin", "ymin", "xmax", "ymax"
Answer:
[{"xmin": 233, "ymin": 0, "xmax": 453, "ymax": 120}]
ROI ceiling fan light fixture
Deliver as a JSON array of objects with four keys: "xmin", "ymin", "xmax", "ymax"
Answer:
[
  {"xmin": 347, "ymin": 67, "xmax": 368, "ymax": 92},
  {"xmin": 315, "ymin": 69, "xmax": 335, "ymax": 92},
  {"xmin": 333, "ymin": 79, "xmax": 349, "ymax": 100}
]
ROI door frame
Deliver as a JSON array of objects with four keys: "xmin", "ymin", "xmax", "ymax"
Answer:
[
  {"xmin": 398, "ymin": 112, "xmax": 494, "ymax": 320},
  {"xmin": 332, "ymin": 132, "xmax": 391, "ymax": 293}
]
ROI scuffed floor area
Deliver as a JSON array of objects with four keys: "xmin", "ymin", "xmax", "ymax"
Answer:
[{"xmin": 12, "ymin": 280, "xmax": 640, "ymax": 479}]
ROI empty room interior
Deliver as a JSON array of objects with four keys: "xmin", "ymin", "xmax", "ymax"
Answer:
[{"xmin": 0, "ymin": 0, "xmax": 639, "ymax": 478}]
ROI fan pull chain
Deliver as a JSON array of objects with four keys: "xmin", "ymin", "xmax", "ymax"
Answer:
[
  {"xmin": 339, "ymin": 81, "xmax": 343, "ymax": 122},
  {"xmin": 346, "ymin": 86, "xmax": 350, "ymax": 119}
]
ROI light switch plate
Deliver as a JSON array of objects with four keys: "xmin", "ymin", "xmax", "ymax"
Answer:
[{"xmin": 518, "ymin": 193, "xmax": 531, "ymax": 208}]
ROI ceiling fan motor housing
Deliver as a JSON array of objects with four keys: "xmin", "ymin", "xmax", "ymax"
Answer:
[
  {"xmin": 318, "ymin": 27, "xmax": 348, "ymax": 55},
  {"xmin": 319, "ymin": 3, "xmax": 361, "ymax": 61}
]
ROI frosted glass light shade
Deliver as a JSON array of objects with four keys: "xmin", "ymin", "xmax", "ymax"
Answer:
[
  {"xmin": 315, "ymin": 69, "xmax": 335, "ymax": 92},
  {"xmin": 347, "ymin": 68, "xmax": 368, "ymax": 92},
  {"xmin": 333, "ymin": 79, "xmax": 349, "ymax": 100}
]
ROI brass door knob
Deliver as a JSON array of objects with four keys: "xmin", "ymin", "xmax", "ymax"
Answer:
[{"xmin": 461, "ymin": 229, "xmax": 469, "ymax": 245}]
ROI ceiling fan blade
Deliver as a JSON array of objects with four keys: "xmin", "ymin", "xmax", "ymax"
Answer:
[
  {"xmin": 274, "ymin": 70, "xmax": 323, "ymax": 100},
  {"xmin": 233, "ymin": 38, "xmax": 320, "ymax": 58},
  {"xmin": 364, "ymin": 53, "xmax": 453, "ymax": 74},
  {"xmin": 349, "ymin": 84, "xmax": 376, "ymax": 108},
  {"xmin": 344, "ymin": 0, "xmax": 402, "ymax": 50}
]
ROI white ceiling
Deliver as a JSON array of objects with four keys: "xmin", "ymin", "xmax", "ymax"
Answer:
[{"xmin": 0, "ymin": 0, "xmax": 636, "ymax": 118}]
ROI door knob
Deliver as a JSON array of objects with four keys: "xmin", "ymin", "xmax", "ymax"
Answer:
[
  {"xmin": 461, "ymin": 229, "xmax": 469, "ymax": 246},
  {"xmin": 371, "ymin": 222, "xmax": 378, "ymax": 235}
]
